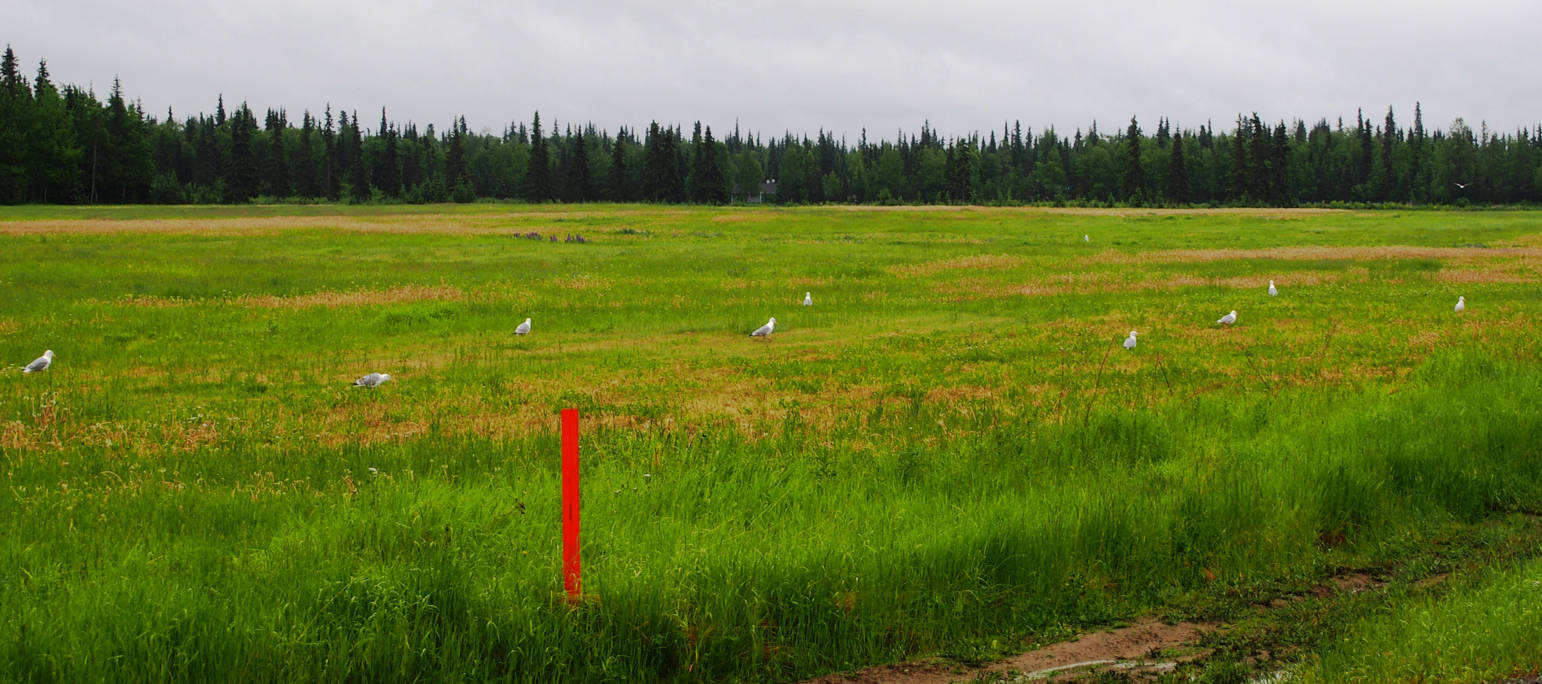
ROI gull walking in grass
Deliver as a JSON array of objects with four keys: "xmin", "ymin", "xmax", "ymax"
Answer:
[
  {"xmin": 1455, "ymin": 296, "xmax": 1465, "ymax": 313},
  {"xmin": 352, "ymin": 372, "xmax": 392, "ymax": 388},
  {"xmin": 515, "ymin": 318, "xmax": 532, "ymax": 335},
  {"xmin": 1123, "ymin": 331, "xmax": 1138, "ymax": 350},
  {"xmin": 1268, "ymin": 280, "xmax": 1277, "ymax": 297},
  {"xmin": 803, "ymin": 292, "xmax": 812, "ymax": 306},
  {"xmin": 750, "ymin": 317, "xmax": 776, "ymax": 338},
  {"xmin": 1217, "ymin": 310, "xmax": 1238, "ymax": 327},
  {"xmin": 22, "ymin": 350, "xmax": 53, "ymax": 373}
]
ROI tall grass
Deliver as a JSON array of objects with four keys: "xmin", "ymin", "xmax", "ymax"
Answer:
[
  {"xmin": 1301, "ymin": 553, "xmax": 1542, "ymax": 682},
  {"xmin": 0, "ymin": 206, "xmax": 1539, "ymax": 681}
]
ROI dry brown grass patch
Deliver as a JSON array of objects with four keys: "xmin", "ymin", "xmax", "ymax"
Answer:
[
  {"xmin": 891, "ymin": 253, "xmax": 1026, "ymax": 278},
  {"xmin": 0, "ymin": 421, "xmax": 33, "ymax": 450},
  {"xmin": 709, "ymin": 213, "xmax": 772, "ymax": 224},
  {"xmin": 924, "ymin": 385, "xmax": 998, "ymax": 403},
  {"xmin": 0, "ymin": 215, "xmax": 395, "ymax": 235},
  {"xmin": 937, "ymin": 270, "xmax": 1351, "ymax": 301},
  {"xmin": 1432, "ymin": 267, "xmax": 1542, "ymax": 284},
  {"xmin": 819, "ymin": 205, "xmax": 1342, "ymax": 218},
  {"xmin": 1085, "ymin": 245, "xmax": 1542, "ymax": 266},
  {"xmin": 0, "ymin": 212, "xmax": 657, "ymax": 236},
  {"xmin": 116, "ymin": 284, "xmax": 465, "ymax": 309},
  {"xmin": 246, "ymin": 284, "xmax": 465, "ymax": 309}
]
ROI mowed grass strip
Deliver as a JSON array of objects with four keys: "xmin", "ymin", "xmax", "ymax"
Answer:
[{"xmin": 0, "ymin": 205, "xmax": 1539, "ymax": 682}]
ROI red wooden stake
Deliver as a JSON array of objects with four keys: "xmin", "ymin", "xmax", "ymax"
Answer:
[{"xmin": 561, "ymin": 408, "xmax": 581, "ymax": 601}]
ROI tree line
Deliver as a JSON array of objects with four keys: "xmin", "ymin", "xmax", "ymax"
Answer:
[{"xmin": 2, "ymin": 45, "xmax": 1540, "ymax": 207}]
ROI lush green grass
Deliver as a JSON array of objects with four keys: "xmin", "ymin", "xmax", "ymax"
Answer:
[
  {"xmin": 0, "ymin": 205, "xmax": 1539, "ymax": 682},
  {"xmin": 1303, "ymin": 553, "xmax": 1542, "ymax": 682}
]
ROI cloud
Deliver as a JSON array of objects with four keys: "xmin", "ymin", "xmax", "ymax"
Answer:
[{"xmin": 9, "ymin": 0, "xmax": 1539, "ymax": 139}]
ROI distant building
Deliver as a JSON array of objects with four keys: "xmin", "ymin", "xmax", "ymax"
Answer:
[{"xmin": 735, "ymin": 179, "xmax": 778, "ymax": 204}]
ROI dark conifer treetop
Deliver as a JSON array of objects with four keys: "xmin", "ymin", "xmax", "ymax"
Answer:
[{"xmin": 1, "ymin": 44, "xmax": 1540, "ymax": 206}]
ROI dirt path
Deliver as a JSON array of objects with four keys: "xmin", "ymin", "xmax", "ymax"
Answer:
[
  {"xmin": 801, "ymin": 571, "xmax": 1400, "ymax": 684},
  {"xmin": 802, "ymin": 617, "xmax": 1215, "ymax": 684}
]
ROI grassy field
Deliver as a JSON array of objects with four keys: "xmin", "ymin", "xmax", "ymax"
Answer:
[{"xmin": 1, "ymin": 204, "xmax": 1540, "ymax": 682}]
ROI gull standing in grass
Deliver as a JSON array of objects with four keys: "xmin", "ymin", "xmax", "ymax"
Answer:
[
  {"xmin": 1217, "ymin": 310, "xmax": 1238, "ymax": 326},
  {"xmin": 1084, "ymin": 234, "xmax": 1090, "ymax": 243},
  {"xmin": 22, "ymin": 350, "xmax": 53, "ymax": 373},
  {"xmin": 1455, "ymin": 296, "xmax": 1465, "ymax": 313},
  {"xmin": 1123, "ymin": 331, "xmax": 1138, "ymax": 350},
  {"xmin": 515, "ymin": 318, "xmax": 532, "ymax": 335},
  {"xmin": 1268, "ymin": 280, "xmax": 1278, "ymax": 296},
  {"xmin": 352, "ymin": 372, "xmax": 392, "ymax": 388},
  {"xmin": 803, "ymin": 292, "xmax": 813, "ymax": 306},
  {"xmin": 750, "ymin": 317, "xmax": 776, "ymax": 338}
]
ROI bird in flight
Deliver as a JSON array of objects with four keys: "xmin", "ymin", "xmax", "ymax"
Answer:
[{"xmin": 1454, "ymin": 182, "xmax": 1470, "ymax": 190}]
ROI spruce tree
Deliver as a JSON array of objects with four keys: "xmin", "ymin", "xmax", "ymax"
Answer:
[
  {"xmin": 524, "ymin": 111, "xmax": 549, "ymax": 201},
  {"xmin": 642, "ymin": 122, "xmax": 668, "ymax": 201},
  {"xmin": 1410, "ymin": 103, "xmax": 1428, "ymax": 203},
  {"xmin": 0, "ymin": 46, "xmax": 24, "ymax": 96},
  {"xmin": 262, "ymin": 109, "xmax": 290, "ymax": 198},
  {"xmin": 296, "ymin": 112, "xmax": 318, "ymax": 198},
  {"xmin": 1228, "ymin": 117, "xmax": 1249, "ymax": 202},
  {"xmin": 322, "ymin": 105, "xmax": 339, "ymax": 200},
  {"xmin": 1122, "ymin": 116, "xmax": 1144, "ymax": 204},
  {"xmin": 1166, "ymin": 130, "xmax": 1189, "ymax": 205},
  {"xmin": 0, "ymin": 46, "xmax": 31, "ymax": 203},
  {"xmin": 700, "ymin": 126, "xmax": 729, "ymax": 204},
  {"xmin": 1376, "ymin": 106, "xmax": 1397, "ymax": 201},
  {"xmin": 224, "ymin": 103, "xmax": 259, "ymax": 202},
  {"xmin": 101, "ymin": 78, "xmax": 153, "ymax": 202},
  {"xmin": 446, "ymin": 116, "xmax": 470, "ymax": 194},
  {"xmin": 564, "ymin": 130, "xmax": 592, "ymax": 202},
  {"xmin": 194, "ymin": 116, "xmax": 220, "ymax": 190},
  {"xmin": 28, "ymin": 59, "xmax": 79, "ymax": 203},
  {"xmin": 1030, "ymin": 130, "xmax": 1065, "ymax": 200},
  {"xmin": 336, "ymin": 110, "xmax": 351, "ymax": 188},
  {"xmin": 664, "ymin": 126, "xmax": 686, "ymax": 202},
  {"xmin": 608, "ymin": 132, "xmax": 629, "ymax": 201},
  {"xmin": 380, "ymin": 126, "xmax": 401, "ymax": 198},
  {"xmin": 1353, "ymin": 109, "xmax": 1374, "ymax": 195},
  {"xmin": 685, "ymin": 121, "xmax": 702, "ymax": 201},
  {"xmin": 346, "ymin": 110, "xmax": 369, "ymax": 203},
  {"xmin": 1248, "ymin": 114, "xmax": 1270, "ymax": 201},
  {"xmin": 1270, "ymin": 122, "xmax": 1290, "ymax": 204}
]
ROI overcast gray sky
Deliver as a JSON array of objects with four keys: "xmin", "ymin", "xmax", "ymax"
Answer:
[{"xmin": 10, "ymin": 0, "xmax": 1540, "ymax": 140}]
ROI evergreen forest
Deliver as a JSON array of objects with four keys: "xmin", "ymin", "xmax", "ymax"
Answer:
[{"xmin": 2, "ymin": 45, "xmax": 1539, "ymax": 207}]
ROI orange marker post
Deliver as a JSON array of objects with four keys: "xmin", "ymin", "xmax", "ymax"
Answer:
[{"xmin": 561, "ymin": 408, "xmax": 581, "ymax": 601}]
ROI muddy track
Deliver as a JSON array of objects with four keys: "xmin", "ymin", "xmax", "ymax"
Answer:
[
  {"xmin": 802, "ymin": 617, "xmax": 1212, "ymax": 684},
  {"xmin": 801, "ymin": 571, "xmax": 1405, "ymax": 684}
]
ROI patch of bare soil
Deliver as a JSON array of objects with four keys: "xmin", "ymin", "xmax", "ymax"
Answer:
[
  {"xmin": 801, "ymin": 570, "xmax": 1422, "ymax": 684},
  {"xmin": 802, "ymin": 618, "xmax": 1213, "ymax": 684},
  {"xmin": 994, "ymin": 618, "xmax": 1213, "ymax": 681}
]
